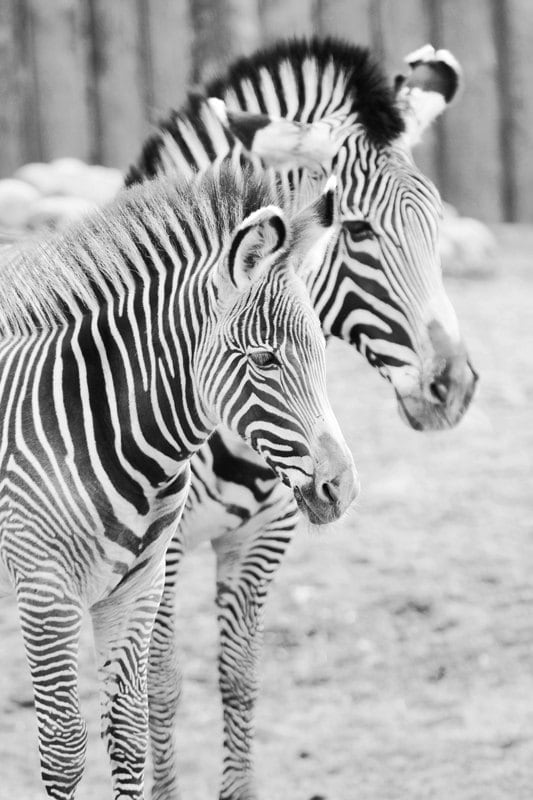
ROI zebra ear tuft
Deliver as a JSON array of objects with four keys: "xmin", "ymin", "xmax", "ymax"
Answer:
[
  {"xmin": 395, "ymin": 44, "xmax": 462, "ymax": 148},
  {"xmin": 216, "ymin": 106, "xmax": 338, "ymax": 169},
  {"xmin": 289, "ymin": 177, "xmax": 338, "ymax": 276},
  {"xmin": 224, "ymin": 205, "xmax": 287, "ymax": 292},
  {"xmin": 317, "ymin": 174, "xmax": 337, "ymax": 229}
]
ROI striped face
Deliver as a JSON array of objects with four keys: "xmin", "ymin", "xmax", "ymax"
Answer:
[
  {"xmin": 306, "ymin": 134, "xmax": 477, "ymax": 430},
  {"xmin": 196, "ymin": 204, "xmax": 358, "ymax": 524},
  {"xmin": 196, "ymin": 41, "xmax": 478, "ymax": 432},
  {"xmin": 127, "ymin": 40, "xmax": 478, "ymax": 432}
]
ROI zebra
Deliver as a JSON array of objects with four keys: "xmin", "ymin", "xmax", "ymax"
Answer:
[
  {"xmin": 0, "ymin": 163, "xmax": 358, "ymax": 800},
  {"xmin": 128, "ymin": 38, "xmax": 478, "ymax": 800}
]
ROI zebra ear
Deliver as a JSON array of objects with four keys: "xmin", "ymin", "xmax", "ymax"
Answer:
[
  {"xmin": 395, "ymin": 45, "xmax": 462, "ymax": 148},
  {"xmin": 224, "ymin": 205, "xmax": 287, "ymax": 292},
  {"xmin": 289, "ymin": 176, "xmax": 338, "ymax": 275},
  {"xmin": 208, "ymin": 98, "xmax": 337, "ymax": 169}
]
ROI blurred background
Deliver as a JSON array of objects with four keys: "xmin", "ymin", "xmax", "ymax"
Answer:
[
  {"xmin": 0, "ymin": 2, "xmax": 532, "ymax": 799},
  {"xmin": 0, "ymin": 0, "xmax": 532, "ymax": 221}
]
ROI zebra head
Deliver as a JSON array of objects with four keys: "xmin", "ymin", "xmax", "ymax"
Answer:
[
  {"xmin": 208, "ymin": 40, "xmax": 477, "ymax": 432},
  {"xmin": 196, "ymin": 171, "xmax": 357, "ymax": 523}
]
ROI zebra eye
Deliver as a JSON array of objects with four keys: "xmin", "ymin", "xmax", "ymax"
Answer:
[
  {"xmin": 367, "ymin": 350, "xmax": 382, "ymax": 367},
  {"xmin": 248, "ymin": 350, "xmax": 279, "ymax": 369},
  {"xmin": 343, "ymin": 219, "xmax": 375, "ymax": 241}
]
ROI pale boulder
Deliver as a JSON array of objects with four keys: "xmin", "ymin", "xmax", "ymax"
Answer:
[
  {"xmin": 0, "ymin": 179, "xmax": 41, "ymax": 229},
  {"xmin": 26, "ymin": 196, "xmax": 99, "ymax": 232},
  {"xmin": 13, "ymin": 162, "xmax": 64, "ymax": 196},
  {"xmin": 439, "ymin": 205, "xmax": 497, "ymax": 277}
]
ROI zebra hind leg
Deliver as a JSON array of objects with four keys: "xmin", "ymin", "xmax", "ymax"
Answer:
[
  {"xmin": 213, "ymin": 505, "xmax": 298, "ymax": 800},
  {"xmin": 17, "ymin": 580, "xmax": 87, "ymax": 800},
  {"xmin": 90, "ymin": 560, "xmax": 166, "ymax": 800},
  {"xmin": 148, "ymin": 536, "xmax": 185, "ymax": 800}
]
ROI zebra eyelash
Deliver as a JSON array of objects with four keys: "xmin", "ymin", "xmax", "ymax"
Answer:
[
  {"xmin": 366, "ymin": 349, "xmax": 383, "ymax": 368},
  {"xmin": 247, "ymin": 350, "xmax": 280, "ymax": 370},
  {"xmin": 342, "ymin": 219, "xmax": 375, "ymax": 241}
]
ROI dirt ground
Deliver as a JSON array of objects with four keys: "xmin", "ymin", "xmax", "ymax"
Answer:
[{"xmin": 0, "ymin": 226, "xmax": 532, "ymax": 799}]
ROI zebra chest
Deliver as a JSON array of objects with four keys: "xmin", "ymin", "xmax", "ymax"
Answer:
[
  {"xmin": 76, "ymin": 465, "xmax": 193, "ymax": 601},
  {"xmin": 180, "ymin": 430, "xmax": 288, "ymax": 551},
  {"xmin": 0, "ymin": 453, "xmax": 191, "ymax": 604}
]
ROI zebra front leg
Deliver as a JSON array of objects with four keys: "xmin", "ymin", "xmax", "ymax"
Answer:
[
  {"xmin": 17, "ymin": 580, "xmax": 87, "ymax": 800},
  {"xmin": 148, "ymin": 535, "xmax": 186, "ymax": 800},
  {"xmin": 213, "ymin": 504, "xmax": 298, "ymax": 800},
  {"xmin": 91, "ymin": 559, "xmax": 166, "ymax": 800}
]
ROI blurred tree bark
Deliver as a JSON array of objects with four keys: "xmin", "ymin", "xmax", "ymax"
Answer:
[
  {"xmin": 437, "ymin": 0, "xmax": 503, "ymax": 220},
  {"xmin": 89, "ymin": 0, "xmax": 147, "ymax": 168},
  {"xmin": 142, "ymin": 0, "xmax": 191, "ymax": 120},
  {"xmin": 26, "ymin": 0, "xmax": 91, "ymax": 162},
  {"xmin": 259, "ymin": 0, "xmax": 316, "ymax": 42},
  {"xmin": 318, "ymin": 0, "xmax": 372, "ymax": 44},
  {"xmin": 504, "ymin": 0, "xmax": 533, "ymax": 221},
  {"xmin": 191, "ymin": 0, "xmax": 261, "ymax": 83},
  {"xmin": 0, "ymin": 0, "xmax": 23, "ymax": 171}
]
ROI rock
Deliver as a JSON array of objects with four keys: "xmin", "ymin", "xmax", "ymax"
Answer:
[
  {"xmin": 13, "ymin": 162, "xmax": 63, "ymax": 196},
  {"xmin": 50, "ymin": 157, "xmax": 87, "ymax": 177},
  {"xmin": 442, "ymin": 201, "xmax": 459, "ymax": 218},
  {"xmin": 48, "ymin": 157, "xmax": 92, "ymax": 197},
  {"xmin": 75, "ymin": 166, "xmax": 124, "ymax": 204},
  {"xmin": 440, "ymin": 214, "xmax": 497, "ymax": 278},
  {"xmin": 88, "ymin": 165, "xmax": 123, "ymax": 188},
  {"xmin": 0, "ymin": 178, "xmax": 41, "ymax": 229},
  {"xmin": 14, "ymin": 159, "xmax": 123, "ymax": 205},
  {"xmin": 26, "ymin": 196, "xmax": 99, "ymax": 232}
]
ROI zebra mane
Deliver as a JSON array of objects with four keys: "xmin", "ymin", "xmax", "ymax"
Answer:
[
  {"xmin": 126, "ymin": 92, "xmax": 237, "ymax": 186},
  {"xmin": 206, "ymin": 37, "xmax": 405, "ymax": 145},
  {"xmin": 0, "ymin": 165, "xmax": 279, "ymax": 337},
  {"xmin": 126, "ymin": 37, "xmax": 404, "ymax": 186}
]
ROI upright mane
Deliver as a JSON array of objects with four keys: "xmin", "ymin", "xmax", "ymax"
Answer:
[
  {"xmin": 206, "ymin": 37, "xmax": 405, "ymax": 145},
  {"xmin": 0, "ymin": 165, "xmax": 279, "ymax": 337},
  {"xmin": 126, "ymin": 37, "xmax": 404, "ymax": 186},
  {"xmin": 126, "ymin": 92, "xmax": 237, "ymax": 186}
]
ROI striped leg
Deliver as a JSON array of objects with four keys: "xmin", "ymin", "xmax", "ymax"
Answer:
[
  {"xmin": 17, "ymin": 580, "xmax": 87, "ymax": 800},
  {"xmin": 213, "ymin": 500, "xmax": 299, "ymax": 800},
  {"xmin": 91, "ymin": 559, "xmax": 166, "ymax": 800},
  {"xmin": 148, "ymin": 536, "xmax": 185, "ymax": 800}
]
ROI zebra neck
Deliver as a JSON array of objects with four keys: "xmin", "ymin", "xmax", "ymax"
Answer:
[{"xmin": 72, "ymin": 267, "xmax": 214, "ymax": 462}]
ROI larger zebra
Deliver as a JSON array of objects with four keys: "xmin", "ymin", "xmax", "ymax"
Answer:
[
  {"xmin": 0, "ymin": 164, "xmax": 359, "ymax": 800},
  {"xmin": 129, "ymin": 39, "xmax": 478, "ymax": 800}
]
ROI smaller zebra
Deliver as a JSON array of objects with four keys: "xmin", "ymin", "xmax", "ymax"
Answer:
[{"xmin": 0, "ymin": 164, "xmax": 357, "ymax": 800}]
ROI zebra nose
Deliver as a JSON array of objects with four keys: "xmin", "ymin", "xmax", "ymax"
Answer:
[
  {"xmin": 318, "ymin": 478, "xmax": 338, "ymax": 504},
  {"xmin": 428, "ymin": 377, "xmax": 449, "ymax": 404},
  {"xmin": 316, "ymin": 467, "xmax": 360, "ymax": 508},
  {"xmin": 294, "ymin": 464, "xmax": 359, "ymax": 524},
  {"xmin": 426, "ymin": 358, "xmax": 478, "ymax": 407}
]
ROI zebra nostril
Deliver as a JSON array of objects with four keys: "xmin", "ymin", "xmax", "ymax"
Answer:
[
  {"xmin": 428, "ymin": 379, "xmax": 448, "ymax": 404},
  {"xmin": 320, "ymin": 480, "xmax": 338, "ymax": 505}
]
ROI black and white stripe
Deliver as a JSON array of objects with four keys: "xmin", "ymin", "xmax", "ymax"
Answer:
[
  {"xmin": 127, "ymin": 37, "xmax": 477, "ymax": 800},
  {"xmin": 0, "ymin": 164, "xmax": 353, "ymax": 800}
]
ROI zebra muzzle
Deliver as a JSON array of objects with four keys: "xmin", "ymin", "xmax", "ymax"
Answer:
[{"xmin": 293, "ymin": 464, "xmax": 359, "ymax": 524}]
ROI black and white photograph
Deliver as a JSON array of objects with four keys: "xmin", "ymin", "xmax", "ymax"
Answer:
[{"xmin": 0, "ymin": 1, "xmax": 531, "ymax": 798}]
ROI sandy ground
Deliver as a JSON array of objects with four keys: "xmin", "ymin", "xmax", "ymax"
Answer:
[{"xmin": 0, "ymin": 225, "xmax": 532, "ymax": 799}]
